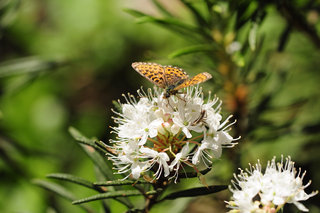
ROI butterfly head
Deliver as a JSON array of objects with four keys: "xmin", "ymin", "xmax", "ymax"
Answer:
[
  {"xmin": 164, "ymin": 88, "xmax": 174, "ymax": 98},
  {"xmin": 164, "ymin": 83, "xmax": 182, "ymax": 98}
]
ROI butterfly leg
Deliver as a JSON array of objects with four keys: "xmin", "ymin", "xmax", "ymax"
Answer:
[
  {"xmin": 175, "ymin": 92, "xmax": 188, "ymax": 107},
  {"xmin": 165, "ymin": 98, "xmax": 177, "ymax": 110},
  {"xmin": 191, "ymin": 110, "xmax": 207, "ymax": 126}
]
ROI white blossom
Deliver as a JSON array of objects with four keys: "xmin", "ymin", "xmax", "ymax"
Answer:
[
  {"xmin": 226, "ymin": 156, "xmax": 318, "ymax": 213},
  {"xmin": 108, "ymin": 86, "xmax": 237, "ymax": 182}
]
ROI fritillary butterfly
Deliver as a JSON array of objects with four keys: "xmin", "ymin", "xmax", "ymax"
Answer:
[{"xmin": 132, "ymin": 62, "xmax": 212, "ymax": 98}]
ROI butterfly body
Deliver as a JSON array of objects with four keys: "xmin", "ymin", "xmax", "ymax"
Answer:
[
  {"xmin": 132, "ymin": 62, "xmax": 212, "ymax": 98},
  {"xmin": 164, "ymin": 78, "xmax": 186, "ymax": 98}
]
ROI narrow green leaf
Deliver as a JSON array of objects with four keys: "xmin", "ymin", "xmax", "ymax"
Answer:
[
  {"xmin": 112, "ymin": 100, "xmax": 122, "ymax": 113},
  {"xmin": 94, "ymin": 140, "xmax": 111, "ymax": 155},
  {"xmin": 68, "ymin": 126, "xmax": 108, "ymax": 154},
  {"xmin": 151, "ymin": 0, "xmax": 173, "ymax": 17},
  {"xmin": 161, "ymin": 185, "xmax": 227, "ymax": 200},
  {"xmin": 94, "ymin": 179, "xmax": 150, "ymax": 186},
  {"xmin": 73, "ymin": 190, "xmax": 158, "ymax": 205},
  {"xmin": 123, "ymin": 8, "xmax": 147, "ymax": 18},
  {"xmin": 3, "ymin": 73, "xmax": 40, "ymax": 95},
  {"xmin": 168, "ymin": 44, "xmax": 214, "ymax": 58},
  {"xmin": 0, "ymin": 57, "xmax": 67, "ymax": 78},
  {"xmin": 69, "ymin": 126, "xmax": 96, "ymax": 146},
  {"xmin": 47, "ymin": 173, "xmax": 96, "ymax": 190},
  {"xmin": 180, "ymin": 167, "xmax": 212, "ymax": 178},
  {"xmin": 180, "ymin": 0, "xmax": 209, "ymax": 27},
  {"xmin": 242, "ymin": 35, "xmax": 265, "ymax": 79},
  {"xmin": 81, "ymin": 144, "xmax": 115, "ymax": 180},
  {"xmin": 46, "ymin": 173, "xmax": 111, "ymax": 212},
  {"xmin": 32, "ymin": 179, "xmax": 94, "ymax": 213},
  {"xmin": 125, "ymin": 8, "xmax": 205, "ymax": 41},
  {"xmin": 135, "ymin": 16, "xmax": 197, "ymax": 32},
  {"xmin": 33, "ymin": 179, "xmax": 75, "ymax": 200}
]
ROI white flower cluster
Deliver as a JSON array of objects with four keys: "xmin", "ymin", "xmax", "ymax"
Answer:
[
  {"xmin": 108, "ymin": 86, "xmax": 237, "ymax": 182},
  {"xmin": 226, "ymin": 156, "xmax": 318, "ymax": 213}
]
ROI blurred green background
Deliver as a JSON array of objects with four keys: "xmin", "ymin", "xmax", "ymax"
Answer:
[{"xmin": 0, "ymin": 0, "xmax": 319, "ymax": 212}]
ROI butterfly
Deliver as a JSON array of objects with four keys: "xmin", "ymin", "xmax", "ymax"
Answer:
[{"xmin": 132, "ymin": 62, "xmax": 212, "ymax": 98}]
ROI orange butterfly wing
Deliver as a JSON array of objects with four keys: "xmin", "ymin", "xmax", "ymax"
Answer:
[
  {"xmin": 174, "ymin": 72, "xmax": 212, "ymax": 90},
  {"xmin": 132, "ymin": 62, "xmax": 166, "ymax": 88}
]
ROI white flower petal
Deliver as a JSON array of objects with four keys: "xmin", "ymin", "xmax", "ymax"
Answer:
[{"xmin": 171, "ymin": 124, "xmax": 181, "ymax": 136}]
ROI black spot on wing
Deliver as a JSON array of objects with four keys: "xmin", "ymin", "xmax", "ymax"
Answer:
[{"xmin": 131, "ymin": 62, "xmax": 166, "ymax": 88}]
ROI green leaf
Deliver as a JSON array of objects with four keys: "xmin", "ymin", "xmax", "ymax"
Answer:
[
  {"xmin": 73, "ymin": 190, "xmax": 158, "ymax": 205},
  {"xmin": 94, "ymin": 140, "xmax": 111, "ymax": 155},
  {"xmin": 82, "ymin": 144, "xmax": 115, "ymax": 181},
  {"xmin": 112, "ymin": 100, "xmax": 122, "ymax": 113},
  {"xmin": 161, "ymin": 185, "xmax": 227, "ymax": 200},
  {"xmin": 123, "ymin": 8, "xmax": 147, "ymax": 18},
  {"xmin": 68, "ymin": 126, "xmax": 108, "ymax": 154},
  {"xmin": 32, "ymin": 179, "xmax": 94, "ymax": 213},
  {"xmin": 33, "ymin": 179, "xmax": 75, "ymax": 200},
  {"xmin": 2, "ymin": 73, "xmax": 40, "ymax": 95},
  {"xmin": 180, "ymin": 167, "xmax": 212, "ymax": 178},
  {"xmin": 69, "ymin": 126, "xmax": 96, "ymax": 146},
  {"xmin": 47, "ymin": 173, "xmax": 96, "ymax": 190},
  {"xmin": 124, "ymin": 8, "xmax": 206, "ymax": 41},
  {"xmin": 135, "ymin": 16, "xmax": 195, "ymax": 31},
  {"xmin": 180, "ymin": 0, "xmax": 209, "ymax": 27},
  {"xmin": 0, "ymin": 57, "xmax": 67, "ymax": 78},
  {"xmin": 168, "ymin": 44, "xmax": 214, "ymax": 58},
  {"xmin": 94, "ymin": 179, "xmax": 150, "ymax": 186},
  {"xmin": 151, "ymin": 0, "xmax": 173, "ymax": 17}
]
